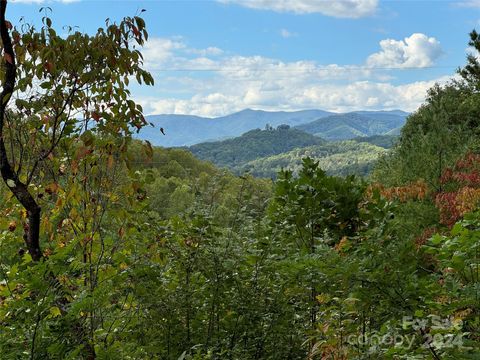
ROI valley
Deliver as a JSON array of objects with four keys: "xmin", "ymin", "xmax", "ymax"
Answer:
[{"xmin": 139, "ymin": 109, "xmax": 406, "ymax": 178}]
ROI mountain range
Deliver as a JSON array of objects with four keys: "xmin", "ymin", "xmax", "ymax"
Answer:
[
  {"xmin": 295, "ymin": 111, "xmax": 406, "ymax": 140},
  {"xmin": 139, "ymin": 109, "xmax": 408, "ymax": 147},
  {"xmin": 141, "ymin": 109, "xmax": 332, "ymax": 147}
]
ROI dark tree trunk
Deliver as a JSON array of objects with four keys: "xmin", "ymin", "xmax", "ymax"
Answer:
[{"xmin": 0, "ymin": 0, "xmax": 42, "ymax": 261}]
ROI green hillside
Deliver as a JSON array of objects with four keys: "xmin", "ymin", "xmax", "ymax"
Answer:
[
  {"xmin": 188, "ymin": 125, "xmax": 326, "ymax": 169},
  {"xmin": 296, "ymin": 111, "xmax": 406, "ymax": 140},
  {"xmin": 241, "ymin": 141, "xmax": 387, "ymax": 178},
  {"xmin": 352, "ymin": 134, "xmax": 399, "ymax": 149}
]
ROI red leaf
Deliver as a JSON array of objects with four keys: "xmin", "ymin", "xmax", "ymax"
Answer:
[
  {"xmin": 4, "ymin": 53, "xmax": 13, "ymax": 64},
  {"xmin": 44, "ymin": 61, "xmax": 53, "ymax": 73},
  {"xmin": 132, "ymin": 25, "xmax": 140, "ymax": 37},
  {"xmin": 92, "ymin": 112, "xmax": 101, "ymax": 122}
]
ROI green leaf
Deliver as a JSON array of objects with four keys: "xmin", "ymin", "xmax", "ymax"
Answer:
[
  {"xmin": 451, "ymin": 223, "xmax": 463, "ymax": 236},
  {"xmin": 21, "ymin": 253, "xmax": 32, "ymax": 265},
  {"xmin": 8, "ymin": 264, "xmax": 18, "ymax": 279},
  {"xmin": 2, "ymin": 92, "xmax": 11, "ymax": 105},
  {"xmin": 49, "ymin": 306, "xmax": 61, "ymax": 318},
  {"xmin": 430, "ymin": 234, "xmax": 443, "ymax": 245}
]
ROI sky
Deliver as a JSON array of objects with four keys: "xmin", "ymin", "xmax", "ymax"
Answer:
[{"xmin": 7, "ymin": 0, "xmax": 480, "ymax": 117}]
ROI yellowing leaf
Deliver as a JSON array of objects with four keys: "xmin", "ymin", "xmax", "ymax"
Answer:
[
  {"xmin": 107, "ymin": 155, "xmax": 114, "ymax": 169},
  {"xmin": 316, "ymin": 294, "xmax": 330, "ymax": 304},
  {"xmin": 45, "ymin": 182, "xmax": 59, "ymax": 195},
  {"xmin": 49, "ymin": 306, "xmax": 61, "ymax": 318}
]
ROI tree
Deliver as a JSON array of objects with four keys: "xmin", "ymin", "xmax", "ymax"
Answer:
[
  {"xmin": 373, "ymin": 30, "xmax": 480, "ymax": 188},
  {"xmin": 268, "ymin": 158, "xmax": 367, "ymax": 354},
  {"xmin": 458, "ymin": 29, "xmax": 480, "ymax": 91},
  {"xmin": 0, "ymin": 0, "xmax": 153, "ymax": 260}
]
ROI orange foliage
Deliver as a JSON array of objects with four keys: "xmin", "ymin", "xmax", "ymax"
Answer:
[
  {"xmin": 367, "ymin": 180, "xmax": 428, "ymax": 203},
  {"xmin": 334, "ymin": 236, "xmax": 349, "ymax": 254},
  {"xmin": 435, "ymin": 152, "xmax": 480, "ymax": 227}
]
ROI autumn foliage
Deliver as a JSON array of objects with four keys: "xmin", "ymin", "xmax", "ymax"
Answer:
[
  {"xmin": 367, "ymin": 179, "xmax": 428, "ymax": 202},
  {"xmin": 435, "ymin": 152, "xmax": 480, "ymax": 227}
]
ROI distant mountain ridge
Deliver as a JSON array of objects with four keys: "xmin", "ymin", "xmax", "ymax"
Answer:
[
  {"xmin": 141, "ymin": 109, "xmax": 332, "ymax": 147},
  {"xmin": 295, "ymin": 111, "xmax": 407, "ymax": 141},
  {"xmin": 138, "ymin": 108, "xmax": 408, "ymax": 147}
]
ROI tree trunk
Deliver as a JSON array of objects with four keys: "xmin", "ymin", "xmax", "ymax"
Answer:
[{"xmin": 0, "ymin": 0, "xmax": 42, "ymax": 261}]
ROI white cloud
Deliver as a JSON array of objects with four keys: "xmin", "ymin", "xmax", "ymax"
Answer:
[
  {"xmin": 186, "ymin": 47, "xmax": 224, "ymax": 57},
  {"xmin": 140, "ymin": 94, "xmax": 238, "ymax": 118},
  {"xmin": 202, "ymin": 55, "xmax": 375, "ymax": 82},
  {"xmin": 457, "ymin": 0, "xmax": 480, "ymax": 7},
  {"xmin": 142, "ymin": 38, "xmax": 186, "ymax": 67},
  {"xmin": 141, "ymin": 38, "xmax": 226, "ymax": 71},
  {"xmin": 280, "ymin": 29, "xmax": 297, "ymax": 38},
  {"xmin": 297, "ymin": 77, "xmax": 452, "ymax": 112},
  {"xmin": 367, "ymin": 33, "xmax": 442, "ymax": 68},
  {"xmin": 141, "ymin": 76, "xmax": 451, "ymax": 118},
  {"xmin": 218, "ymin": 0, "xmax": 378, "ymax": 18},
  {"xmin": 134, "ymin": 33, "xmax": 449, "ymax": 117}
]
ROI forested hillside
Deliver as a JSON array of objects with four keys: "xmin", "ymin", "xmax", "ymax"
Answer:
[
  {"xmin": 1, "ymin": 5, "xmax": 480, "ymax": 360},
  {"xmin": 188, "ymin": 129, "xmax": 395, "ymax": 178},
  {"xmin": 189, "ymin": 125, "xmax": 325, "ymax": 170},
  {"xmin": 352, "ymin": 134, "xmax": 399, "ymax": 149},
  {"xmin": 128, "ymin": 142, "xmax": 272, "ymax": 220},
  {"xmin": 295, "ymin": 111, "xmax": 407, "ymax": 140},
  {"xmin": 241, "ymin": 141, "xmax": 387, "ymax": 178}
]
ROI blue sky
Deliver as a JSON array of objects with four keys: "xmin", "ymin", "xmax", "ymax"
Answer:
[{"xmin": 7, "ymin": 0, "xmax": 480, "ymax": 116}]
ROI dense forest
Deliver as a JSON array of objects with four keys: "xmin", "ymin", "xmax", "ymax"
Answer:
[
  {"xmin": 188, "ymin": 125, "xmax": 326, "ymax": 170},
  {"xmin": 295, "ymin": 111, "xmax": 406, "ymax": 140},
  {"xmin": 239, "ymin": 140, "xmax": 387, "ymax": 178},
  {"xmin": 188, "ymin": 127, "xmax": 398, "ymax": 178},
  {"xmin": 0, "ymin": 4, "xmax": 480, "ymax": 360}
]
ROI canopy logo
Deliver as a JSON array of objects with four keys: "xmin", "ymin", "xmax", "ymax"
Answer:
[{"xmin": 346, "ymin": 315, "xmax": 468, "ymax": 351}]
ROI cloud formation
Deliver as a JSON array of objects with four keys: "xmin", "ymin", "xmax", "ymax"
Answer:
[
  {"xmin": 457, "ymin": 0, "xmax": 480, "ymax": 7},
  {"xmin": 140, "ymin": 76, "xmax": 451, "ymax": 117},
  {"xmin": 367, "ymin": 33, "xmax": 442, "ymax": 68},
  {"xmin": 136, "ymin": 33, "xmax": 449, "ymax": 117},
  {"xmin": 280, "ymin": 29, "xmax": 297, "ymax": 38},
  {"xmin": 142, "ymin": 38, "xmax": 186, "ymax": 66},
  {"xmin": 218, "ymin": 0, "xmax": 378, "ymax": 18}
]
